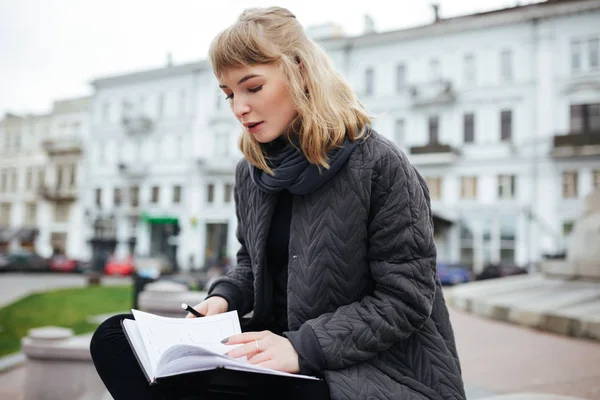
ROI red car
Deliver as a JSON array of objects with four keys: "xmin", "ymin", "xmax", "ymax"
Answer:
[
  {"xmin": 105, "ymin": 255, "xmax": 135, "ymax": 276},
  {"xmin": 48, "ymin": 255, "xmax": 79, "ymax": 273}
]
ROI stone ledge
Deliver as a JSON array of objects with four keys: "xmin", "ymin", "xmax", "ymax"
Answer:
[
  {"xmin": 479, "ymin": 394, "xmax": 587, "ymax": 400},
  {"xmin": 446, "ymin": 274, "xmax": 600, "ymax": 341}
]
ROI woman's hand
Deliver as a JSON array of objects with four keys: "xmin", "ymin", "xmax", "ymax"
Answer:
[
  {"xmin": 185, "ymin": 296, "xmax": 228, "ymax": 318},
  {"xmin": 223, "ymin": 331, "xmax": 300, "ymax": 374}
]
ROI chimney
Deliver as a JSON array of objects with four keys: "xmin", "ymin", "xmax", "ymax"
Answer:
[
  {"xmin": 166, "ymin": 52, "xmax": 173, "ymax": 68},
  {"xmin": 431, "ymin": 3, "xmax": 440, "ymax": 23},
  {"xmin": 364, "ymin": 14, "xmax": 375, "ymax": 34}
]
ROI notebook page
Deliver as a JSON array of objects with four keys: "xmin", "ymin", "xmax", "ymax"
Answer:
[
  {"xmin": 122, "ymin": 319, "xmax": 154, "ymax": 380},
  {"xmin": 131, "ymin": 309, "xmax": 242, "ymax": 375}
]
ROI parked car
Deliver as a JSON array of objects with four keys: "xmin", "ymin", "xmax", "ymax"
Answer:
[
  {"xmin": 5, "ymin": 250, "xmax": 49, "ymax": 272},
  {"xmin": 105, "ymin": 255, "xmax": 135, "ymax": 276},
  {"xmin": 476, "ymin": 264, "xmax": 528, "ymax": 281},
  {"xmin": 48, "ymin": 255, "xmax": 88, "ymax": 273},
  {"xmin": 437, "ymin": 263, "xmax": 471, "ymax": 286},
  {"xmin": 0, "ymin": 252, "xmax": 10, "ymax": 272}
]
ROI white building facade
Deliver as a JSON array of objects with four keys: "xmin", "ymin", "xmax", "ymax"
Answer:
[
  {"xmin": 79, "ymin": 0, "xmax": 600, "ymax": 273},
  {"xmin": 318, "ymin": 0, "xmax": 600, "ymax": 272},
  {"xmin": 0, "ymin": 97, "xmax": 89, "ymax": 258},
  {"xmin": 84, "ymin": 62, "xmax": 241, "ymax": 271}
]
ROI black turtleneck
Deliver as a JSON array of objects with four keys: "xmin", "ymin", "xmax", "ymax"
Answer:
[{"xmin": 265, "ymin": 189, "xmax": 293, "ymax": 335}]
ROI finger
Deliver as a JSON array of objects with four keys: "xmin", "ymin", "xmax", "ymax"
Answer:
[
  {"xmin": 226, "ymin": 341, "xmax": 260, "ymax": 359},
  {"xmin": 222, "ymin": 331, "xmax": 265, "ymax": 345},
  {"xmin": 248, "ymin": 350, "xmax": 271, "ymax": 365},
  {"xmin": 254, "ymin": 360, "xmax": 279, "ymax": 371}
]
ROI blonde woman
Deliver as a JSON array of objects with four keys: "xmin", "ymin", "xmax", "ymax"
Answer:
[{"xmin": 91, "ymin": 7, "xmax": 465, "ymax": 400}]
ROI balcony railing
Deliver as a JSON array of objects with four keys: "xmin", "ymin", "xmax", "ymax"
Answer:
[
  {"xmin": 409, "ymin": 142, "xmax": 461, "ymax": 165},
  {"xmin": 117, "ymin": 163, "xmax": 148, "ymax": 180},
  {"xmin": 409, "ymin": 80, "xmax": 456, "ymax": 107},
  {"xmin": 552, "ymin": 131, "xmax": 600, "ymax": 157},
  {"xmin": 38, "ymin": 185, "xmax": 77, "ymax": 201},
  {"xmin": 41, "ymin": 137, "xmax": 82, "ymax": 156}
]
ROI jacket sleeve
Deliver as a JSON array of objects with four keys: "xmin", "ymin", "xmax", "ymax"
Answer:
[
  {"xmin": 302, "ymin": 146, "xmax": 438, "ymax": 370},
  {"xmin": 206, "ymin": 162, "xmax": 255, "ymax": 318}
]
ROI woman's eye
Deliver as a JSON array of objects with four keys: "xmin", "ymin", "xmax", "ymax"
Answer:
[
  {"xmin": 248, "ymin": 85, "xmax": 263, "ymax": 93},
  {"xmin": 225, "ymin": 93, "xmax": 233, "ymax": 100}
]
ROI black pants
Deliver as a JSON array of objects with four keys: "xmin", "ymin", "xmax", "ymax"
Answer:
[{"xmin": 90, "ymin": 314, "xmax": 331, "ymax": 400}]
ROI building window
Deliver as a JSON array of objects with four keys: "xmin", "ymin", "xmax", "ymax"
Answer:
[
  {"xmin": 207, "ymin": 184, "xmax": 215, "ymax": 203},
  {"xmin": 54, "ymin": 202, "xmax": 70, "ymax": 223},
  {"xmin": 461, "ymin": 176, "xmax": 478, "ymax": 199},
  {"xmin": 14, "ymin": 132, "xmax": 21, "ymax": 151},
  {"xmin": 25, "ymin": 203, "xmax": 37, "ymax": 226},
  {"xmin": 95, "ymin": 188, "xmax": 102, "ymax": 208},
  {"xmin": 173, "ymin": 185, "xmax": 182, "ymax": 204},
  {"xmin": 500, "ymin": 110, "xmax": 512, "ymax": 141},
  {"xmin": 500, "ymin": 49, "xmax": 513, "ymax": 82},
  {"xmin": 130, "ymin": 186, "xmax": 139, "ymax": 207},
  {"xmin": 157, "ymin": 93, "xmax": 165, "ymax": 117},
  {"xmin": 425, "ymin": 177, "xmax": 442, "ymax": 200},
  {"xmin": 365, "ymin": 68, "xmax": 374, "ymax": 96},
  {"xmin": 570, "ymin": 103, "xmax": 600, "ymax": 133},
  {"xmin": 464, "ymin": 113, "xmax": 475, "ymax": 143},
  {"xmin": 589, "ymin": 37, "xmax": 599, "ymax": 69},
  {"xmin": 562, "ymin": 171, "xmax": 578, "ymax": 199},
  {"xmin": 429, "ymin": 58, "xmax": 441, "ymax": 81},
  {"xmin": 180, "ymin": 90, "xmax": 187, "ymax": 115},
  {"xmin": 0, "ymin": 170, "xmax": 6, "ymax": 193},
  {"xmin": 224, "ymin": 184, "xmax": 233, "ymax": 203},
  {"xmin": 394, "ymin": 119, "xmax": 405, "ymax": 148},
  {"xmin": 10, "ymin": 169, "xmax": 17, "ymax": 192},
  {"xmin": 25, "ymin": 167, "xmax": 33, "ymax": 191},
  {"xmin": 0, "ymin": 203, "xmax": 11, "ymax": 225},
  {"xmin": 500, "ymin": 217, "xmax": 516, "ymax": 264},
  {"xmin": 428, "ymin": 115, "xmax": 439, "ymax": 143},
  {"xmin": 38, "ymin": 168, "xmax": 45, "ymax": 189},
  {"xmin": 102, "ymin": 102, "xmax": 110, "ymax": 122},
  {"xmin": 70, "ymin": 164, "xmax": 76, "ymax": 188},
  {"xmin": 56, "ymin": 165, "xmax": 63, "ymax": 188},
  {"xmin": 459, "ymin": 220, "xmax": 474, "ymax": 268},
  {"xmin": 114, "ymin": 188, "xmax": 122, "ymax": 207},
  {"xmin": 463, "ymin": 54, "xmax": 476, "ymax": 86},
  {"xmin": 151, "ymin": 186, "xmax": 160, "ymax": 203},
  {"xmin": 498, "ymin": 175, "xmax": 516, "ymax": 200},
  {"xmin": 396, "ymin": 63, "xmax": 406, "ymax": 91},
  {"xmin": 593, "ymin": 170, "xmax": 600, "ymax": 190},
  {"xmin": 563, "ymin": 221, "xmax": 575, "ymax": 236},
  {"xmin": 571, "ymin": 40, "xmax": 582, "ymax": 73}
]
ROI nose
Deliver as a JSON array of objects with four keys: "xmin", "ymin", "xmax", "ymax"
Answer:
[{"xmin": 233, "ymin": 97, "xmax": 251, "ymax": 120}]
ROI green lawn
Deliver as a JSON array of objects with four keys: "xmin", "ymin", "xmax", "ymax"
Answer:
[{"xmin": 0, "ymin": 285, "xmax": 132, "ymax": 358}]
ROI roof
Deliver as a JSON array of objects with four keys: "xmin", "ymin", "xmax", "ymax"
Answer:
[
  {"xmin": 91, "ymin": 60, "xmax": 209, "ymax": 88},
  {"xmin": 317, "ymin": 0, "xmax": 600, "ymax": 49}
]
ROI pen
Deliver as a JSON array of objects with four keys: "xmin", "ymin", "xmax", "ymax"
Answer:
[{"xmin": 181, "ymin": 303, "xmax": 203, "ymax": 318}]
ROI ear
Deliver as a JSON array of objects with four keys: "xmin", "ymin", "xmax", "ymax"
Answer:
[{"xmin": 294, "ymin": 56, "xmax": 307, "ymax": 92}]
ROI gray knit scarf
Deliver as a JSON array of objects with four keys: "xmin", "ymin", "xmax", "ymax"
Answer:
[{"xmin": 249, "ymin": 136, "xmax": 358, "ymax": 195}]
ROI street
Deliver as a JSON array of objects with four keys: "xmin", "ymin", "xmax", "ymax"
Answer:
[{"xmin": 0, "ymin": 274, "xmax": 599, "ymax": 399}]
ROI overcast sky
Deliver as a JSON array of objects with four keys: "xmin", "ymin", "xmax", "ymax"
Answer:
[{"xmin": 0, "ymin": 0, "xmax": 537, "ymax": 116}]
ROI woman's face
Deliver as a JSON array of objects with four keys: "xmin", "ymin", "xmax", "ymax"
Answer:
[{"xmin": 218, "ymin": 63, "xmax": 298, "ymax": 143}]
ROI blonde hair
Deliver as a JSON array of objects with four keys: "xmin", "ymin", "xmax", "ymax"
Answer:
[{"xmin": 209, "ymin": 6, "xmax": 371, "ymax": 174}]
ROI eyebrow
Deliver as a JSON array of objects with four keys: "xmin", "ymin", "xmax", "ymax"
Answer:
[{"xmin": 219, "ymin": 74, "xmax": 262, "ymax": 89}]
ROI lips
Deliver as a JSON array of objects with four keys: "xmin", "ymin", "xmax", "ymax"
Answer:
[{"xmin": 245, "ymin": 121, "xmax": 264, "ymax": 134}]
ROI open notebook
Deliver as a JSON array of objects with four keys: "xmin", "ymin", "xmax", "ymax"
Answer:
[{"xmin": 122, "ymin": 309, "xmax": 319, "ymax": 386}]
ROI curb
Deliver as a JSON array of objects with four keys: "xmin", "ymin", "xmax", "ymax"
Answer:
[{"xmin": 0, "ymin": 352, "xmax": 25, "ymax": 373}]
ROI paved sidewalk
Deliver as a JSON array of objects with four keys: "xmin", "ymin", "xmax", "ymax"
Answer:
[{"xmin": 450, "ymin": 307, "xmax": 600, "ymax": 398}]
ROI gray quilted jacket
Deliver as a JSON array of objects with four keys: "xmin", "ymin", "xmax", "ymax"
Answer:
[{"xmin": 211, "ymin": 131, "xmax": 466, "ymax": 399}]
